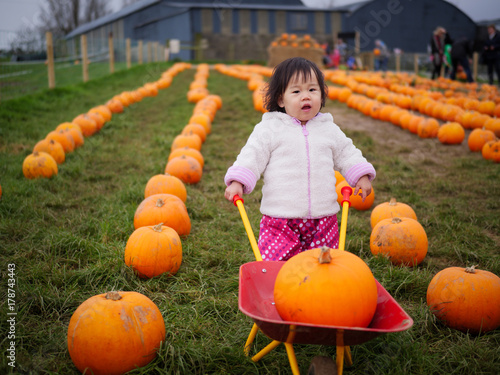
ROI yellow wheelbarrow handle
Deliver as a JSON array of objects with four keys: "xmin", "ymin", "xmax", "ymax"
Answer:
[
  {"xmin": 338, "ymin": 185, "xmax": 353, "ymax": 252},
  {"xmin": 233, "ymin": 195, "xmax": 262, "ymax": 262}
]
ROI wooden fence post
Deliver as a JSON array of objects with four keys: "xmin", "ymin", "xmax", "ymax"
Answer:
[
  {"xmin": 108, "ymin": 33, "xmax": 115, "ymax": 73},
  {"xmin": 126, "ymin": 38, "xmax": 131, "ymax": 68},
  {"xmin": 147, "ymin": 41, "xmax": 152, "ymax": 62},
  {"xmin": 46, "ymin": 31, "xmax": 55, "ymax": 89},
  {"xmin": 395, "ymin": 53, "xmax": 401, "ymax": 73},
  {"xmin": 138, "ymin": 40, "xmax": 143, "ymax": 64},
  {"xmin": 81, "ymin": 34, "xmax": 89, "ymax": 82},
  {"xmin": 472, "ymin": 51, "xmax": 479, "ymax": 82},
  {"xmin": 414, "ymin": 54, "xmax": 419, "ymax": 75}
]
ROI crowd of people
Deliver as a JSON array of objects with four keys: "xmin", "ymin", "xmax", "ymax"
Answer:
[{"xmin": 318, "ymin": 24, "xmax": 500, "ymax": 86}]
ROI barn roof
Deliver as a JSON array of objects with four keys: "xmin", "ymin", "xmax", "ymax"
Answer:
[{"xmin": 66, "ymin": 0, "xmax": 345, "ymax": 39}]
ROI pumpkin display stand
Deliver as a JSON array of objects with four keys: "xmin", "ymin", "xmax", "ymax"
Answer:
[
  {"xmin": 267, "ymin": 34, "xmax": 325, "ymax": 68},
  {"xmin": 233, "ymin": 188, "xmax": 413, "ymax": 375}
]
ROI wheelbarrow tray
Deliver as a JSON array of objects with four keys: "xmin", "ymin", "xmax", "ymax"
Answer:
[{"xmin": 239, "ymin": 261, "xmax": 414, "ymax": 347}]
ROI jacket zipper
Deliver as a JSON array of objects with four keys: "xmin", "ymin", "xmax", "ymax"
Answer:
[{"xmin": 302, "ymin": 124, "xmax": 312, "ymax": 218}]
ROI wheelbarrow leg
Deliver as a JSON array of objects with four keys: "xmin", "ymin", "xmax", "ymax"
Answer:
[
  {"xmin": 336, "ymin": 346, "xmax": 345, "ymax": 375},
  {"xmin": 251, "ymin": 340, "xmax": 282, "ymax": 362},
  {"xmin": 244, "ymin": 323, "xmax": 259, "ymax": 355},
  {"xmin": 284, "ymin": 343, "xmax": 300, "ymax": 375}
]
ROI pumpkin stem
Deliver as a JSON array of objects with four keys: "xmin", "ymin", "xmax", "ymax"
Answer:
[
  {"xmin": 465, "ymin": 265, "xmax": 477, "ymax": 274},
  {"xmin": 153, "ymin": 223, "xmax": 164, "ymax": 232},
  {"xmin": 391, "ymin": 217, "xmax": 402, "ymax": 224},
  {"xmin": 389, "ymin": 197, "xmax": 397, "ymax": 206},
  {"xmin": 156, "ymin": 198, "xmax": 165, "ymax": 207},
  {"xmin": 318, "ymin": 246, "xmax": 332, "ymax": 264},
  {"xmin": 105, "ymin": 291, "xmax": 123, "ymax": 301}
]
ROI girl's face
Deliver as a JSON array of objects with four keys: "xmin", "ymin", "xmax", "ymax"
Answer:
[{"xmin": 278, "ymin": 69, "xmax": 322, "ymax": 125}]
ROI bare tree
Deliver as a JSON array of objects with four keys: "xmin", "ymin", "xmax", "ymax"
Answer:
[{"xmin": 38, "ymin": 0, "xmax": 110, "ymax": 37}]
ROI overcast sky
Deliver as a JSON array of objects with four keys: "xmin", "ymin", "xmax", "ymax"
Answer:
[{"xmin": 1, "ymin": 0, "xmax": 499, "ymax": 49}]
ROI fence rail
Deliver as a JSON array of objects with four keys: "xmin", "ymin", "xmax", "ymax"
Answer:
[
  {"xmin": 0, "ymin": 32, "xmax": 168, "ymax": 101},
  {"xmin": 0, "ymin": 31, "xmax": 495, "ymax": 102}
]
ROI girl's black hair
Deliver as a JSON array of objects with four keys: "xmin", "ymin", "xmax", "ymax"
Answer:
[{"xmin": 264, "ymin": 57, "xmax": 328, "ymax": 113}]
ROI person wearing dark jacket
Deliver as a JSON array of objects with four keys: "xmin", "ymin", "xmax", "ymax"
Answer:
[
  {"xmin": 483, "ymin": 24, "xmax": 500, "ymax": 86},
  {"xmin": 450, "ymin": 37, "xmax": 474, "ymax": 82},
  {"xmin": 430, "ymin": 27, "xmax": 452, "ymax": 79}
]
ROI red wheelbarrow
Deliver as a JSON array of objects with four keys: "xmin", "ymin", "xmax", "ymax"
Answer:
[{"xmin": 232, "ymin": 187, "xmax": 414, "ymax": 375}]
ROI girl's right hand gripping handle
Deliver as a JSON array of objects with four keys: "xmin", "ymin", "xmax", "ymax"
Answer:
[{"xmin": 233, "ymin": 194, "xmax": 244, "ymax": 206}]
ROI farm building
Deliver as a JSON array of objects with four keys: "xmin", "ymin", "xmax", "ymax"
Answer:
[
  {"xmin": 65, "ymin": 0, "xmax": 481, "ymax": 62},
  {"xmin": 340, "ymin": 0, "xmax": 479, "ymax": 53}
]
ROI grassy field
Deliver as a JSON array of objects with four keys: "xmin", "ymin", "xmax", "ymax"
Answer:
[{"xmin": 0, "ymin": 62, "xmax": 499, "ymax": 374}]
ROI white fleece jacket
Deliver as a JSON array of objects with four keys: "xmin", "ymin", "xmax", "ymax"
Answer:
[{"xmin": 225, "ymin": 111, "xmax": 376, "ymax": 218}]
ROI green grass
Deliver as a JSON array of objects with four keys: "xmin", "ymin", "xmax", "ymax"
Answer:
[{"xmin": 0, "ymin": 63, "xmax": 499, "ymax": 374}]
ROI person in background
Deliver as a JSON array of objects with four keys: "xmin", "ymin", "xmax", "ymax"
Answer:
[
  {"xmin": 450, "ymin": 36, "xmax": 474, "ymax": 82},
  {"xmin": 374, "ymin": 39, "xmax": 389, "ymax": 71},
  {"xmin": 430, "ymin": 27, "xmax": 453, "ymax": 79},
  {"xmin": 224, "ymin": 57, "xmax": 375, "ymax": 261},
  {"xmin": 483, "ymin": 24, "xmax": 500, "ymax": 86}
]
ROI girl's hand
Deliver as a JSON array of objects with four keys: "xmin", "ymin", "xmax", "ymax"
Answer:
[
  {"xmin": 225, "ymin": 181, "xmax": 244, "ymax": 202},
  {"xmin": 354, "ymin": 175, "xmax": 372, "ymax": 202}
]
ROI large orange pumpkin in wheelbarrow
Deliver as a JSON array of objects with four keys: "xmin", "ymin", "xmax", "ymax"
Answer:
[{"xmin": 274, "ymin": 246, "xmax": 378, "ymax": 327}]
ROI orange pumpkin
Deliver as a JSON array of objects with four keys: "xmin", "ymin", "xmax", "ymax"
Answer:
[
  {"xmin": 67, "ymin": 291, "xmax": 165, "ymax": 375},
  {"xmin": 89, "ymin": 105, "xmax": 112, "ymax": 122},
  {"xmin": 370, "ymin": 217, "xmax": 428, "ymax": 266},
  {"xmin": 56, "ymin": 123, "xmax": 85, "ymax": 148},
  {"xmin": 144, "ymin": 174, "xmax": 187, "ymax": 202},
  {"xmin": 168, "ymin": 147, "xmax": 204, "ymax": 168},
  {"xmin": 22, "ymin": 151, "xmax": 58, "ymax": 179},
  {"xmin": 134, "ymin": 193, "xmax": 191, "ymax": 236},
  {"xmin": 165, "ymin": 155, "xmax": 203, "ymax": 184},
  {"xmin": 274, "ymin": 246, "xmax": 378, "ymax": 327},
  {"xmin": 417, "ymin": 118, "xmax": 440, "ymax": 138},
  {"xmin": 106, "ymin": 99, "xmax": 124, "ymax": 113},
  {"xmin": 171, "ymin": 134, "xmax": 202, "ymax": 152},
  {"xmin": 33, "ymin": 139, "xmax": 65, "ymax": 164},
  {"xmin": 189, "ymin": 113, "xmax": 212, "ymax": 134},
  {"xmin": 481, "ymin": 139, "xmax": 500, "ymax": 162},
  {"xmin": 125, "ymin": 223, "xmax": 182, "ymax": 278},
  {"xmin": 87, "ymin": 111, "xmax": 105, "ymax": 131},
  {"xmin": 182, "ymin": 123, "xmax": 207, "ymax": 143},
  {"xmin": 334, "ymin": 170, "xmax": 345, "ymax": 186},
  {"xmin": 437, "ymin": 122, "xmax": 465, "ymax": 145},
  {"xmin": 73, "ymin": 114, "xmax": 98, "ymax": 137},
  {"xmin": 370, "ymin": 198, "xmax": 417, "ymax": 228},
  {"xmin": 426, "ymin": 266, "xmax": 500, "ymax": 334},
  {"xmin": 46, "ymin": 130, "xmax": 75, "ymax": 153},
  {"xmin": 467, "ymin": 128, "xmax": 496, "ymax": 152},
  {"xmin": 336, "ymin": 180, "xmax": 374, "ymax": 211}
]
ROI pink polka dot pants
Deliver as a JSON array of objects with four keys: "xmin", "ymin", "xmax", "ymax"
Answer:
[{"xmin": 258, "ymin": 215, "xmax": 339, "ymax": 261}]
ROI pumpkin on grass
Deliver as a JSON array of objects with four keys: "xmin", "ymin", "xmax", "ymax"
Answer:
[
  {"xmin": 467, "ymin": 128, "xmax": 496, "ymax": 152},
  {"xmin": 134, "ymin": 193, "xmax": 191, "ymax": 236},
  {"xmin": 370, "ymin": 197, "xmax": 417, "ymax": 228},
  {"xmin": 125, "ymin": 223, "xmax": 182, "ymax": 278},
  {"xmin": 437, "ymin": 122, "xmax": 465, "ymax": 145},
  {"xmin": 426, "ymin": 266, "xmax": 500, "ymax": 334},
  {"xmin": 67, "ymin": 291, "xmax": 165, "ymax": 375},
  {"xmin": 274, "ymin": 246, "xmax": 378, "ymax": 327},
  {"xmin": 165, "ymin": 155, "xmax": 203, "ymax": 184},
  {"xmin": 73, "ymin": 114, "xmax": 97, "ymax": 137},
  {"xmin": 370, "ymin": 217, "xmax": 428, "ymax": 266},
  {"xmin": 46, "ymin": 130, "xmax": 75, "ymax": 153},
  {"xmin": 33, "ymin": 139, "xmax": 65, "ymax": 164},
  {"xmin": 144, "ymin": 174, "xmax": 187, "ymax": 202},
  {"xmin": 168, "ymin": 147, "xmax": 204, "ymax": 168},
  {"xmin": 23, "ymin": 151, "xmax": 58, "ymax": 179}
]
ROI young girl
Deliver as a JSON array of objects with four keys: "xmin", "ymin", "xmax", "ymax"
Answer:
[{"xmin": 224, "ymin": 57, "xmax": 375, "ymax": 261}]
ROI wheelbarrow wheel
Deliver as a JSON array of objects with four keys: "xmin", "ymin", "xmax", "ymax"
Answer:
[{"xmin": 307, "ymin": 356, "xmax": 337, "ymax": 375}]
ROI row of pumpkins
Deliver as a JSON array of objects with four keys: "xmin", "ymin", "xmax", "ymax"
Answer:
[
  {"xmin": 207, "ymin": 64, "xmax": 500, "ymax": 336},
  {"xmin": 325, "ymin": 70, "xmax": 500, "ymax": 162},
  {"xmin": 21, "ymin": 62, "xmax": 192, "ymax": 179},
  {"xmin": 213, "ymin": 63, "xmax": 500, "ymax": 162},
  {"xmin": 68, "ymin": 63, "xmax": 223, "ymax": 375}
]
